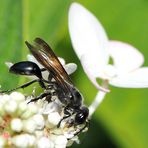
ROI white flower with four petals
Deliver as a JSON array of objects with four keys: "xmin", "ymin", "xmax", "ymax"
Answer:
[{"xmin": 68, "ymin": 2, "xmax": 148, "ymax": 116}]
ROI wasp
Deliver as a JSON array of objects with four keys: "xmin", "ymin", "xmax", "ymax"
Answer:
[{"xmin": 0, "ymin": 38, "xmax": 89, "ymax": 136}]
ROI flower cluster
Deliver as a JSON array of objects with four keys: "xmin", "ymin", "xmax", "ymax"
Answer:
[{"xmin": 0, "ymin": 91, "xmax": 84, "ymax": 148}]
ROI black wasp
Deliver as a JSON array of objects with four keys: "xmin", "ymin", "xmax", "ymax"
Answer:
[{"xmin": 0, "ymin": 38, "xmax": 89, "ymax": 135}]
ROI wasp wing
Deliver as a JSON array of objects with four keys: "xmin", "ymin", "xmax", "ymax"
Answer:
[{"xmin": 25, "ymin": 38, "xmax": 73, "ymax": 94}]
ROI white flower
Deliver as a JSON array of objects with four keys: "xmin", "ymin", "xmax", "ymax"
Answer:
[{"xmin": 68, "ymin": 2, "xmax": 148, "ymax": 91}]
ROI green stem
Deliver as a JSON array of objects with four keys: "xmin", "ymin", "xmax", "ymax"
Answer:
[{"xmin": 89, "ymin": 80, "xmax": 109, "ymax": 118}]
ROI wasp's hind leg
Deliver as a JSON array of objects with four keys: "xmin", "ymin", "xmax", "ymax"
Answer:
[
  {"xmin": 27, "ymin": 91, "xmax": 52, "ymax": 104},
  {"xmin": 0, "ymin": 79, "xmax": 47, "ymax": 94},
  {"xmin": 0, "ymin": 61, "xmax": 48, "ymax": 94}
]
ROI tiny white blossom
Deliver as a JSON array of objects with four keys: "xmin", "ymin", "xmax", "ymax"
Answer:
[
  {"xmin": 33, "ymin": 114, "xmax": 45, "ymax": 130},
  {"xmin": 50, "ymin": 135, "xmax": 68, "ymax": 148},
  {"xmin": 12, "ymin": 134, "xmax": 30, "ymax": 148},
  {"xmin": 21, "ymin": 104, "xmax": 38, "ymax": 119},
  {"xmin": 47, "ymin": 112, "xmax": 61, "ymax": 128},
  {"xmin": 11, "ymin": 118, "xmax": 23, "ymax": 132},
  {"xmin": 37, "ymin": 137, "xmax": 54, "ymax": 148},
  {"xmin": 4, "ymin": 99, "xmax": 17, "ymax": 114},
  {"xmin": 27, "ymin": 135, "xmax": 36, "ymax": 147},
  {"xmin": 0, "ymin": 94, "xmax": 10, "ymax": 104},
  {"xmin": 23, "ymin": 119, "xmax": 37, "ymax": 133},
  {"xmin": 10, "ymin": 91, "xmax": 25, "ymax": 102},
  {"xmin": 17, "ymin": 102, "xmax": 28, "ymax": 115},
  {"xmin": 41, "ymin": 101, "xmax": 61, "ymax": 114}
]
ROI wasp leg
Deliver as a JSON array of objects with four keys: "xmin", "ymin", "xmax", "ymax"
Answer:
[
  {"xmin": 73, "ymin": 120, "xmax": 89, "ymax": 137},
  {"xmin": 27, "ymin": 92, "xmax": 51, "ymax": 103},
  {"xmin": 0, "ymin": 79, "xmax": 49, "ymax": 94},
  {"xmin": 57, "ymin": 106, "xmax": 74, "ymax": 128},
  {"xmin": 57, "ymin": 114, "xmax": 71, "ymax": 128}
]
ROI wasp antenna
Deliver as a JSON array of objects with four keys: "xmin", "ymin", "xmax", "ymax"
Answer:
[
  {"xmin": 25, "ymin": 41, "xmax": 33, "ymax": 49},
  {"xmin": 34, "ymin": 37, "xmax": 43, "ymax": 43}
]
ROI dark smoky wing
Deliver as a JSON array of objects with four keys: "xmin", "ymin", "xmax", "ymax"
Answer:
[
  {"xmin": 34, "ymin": 37, "xmax": 73, "ymax": 84},
  {"xmin": 25, "ymin": 38, "xmax": 73, "ymax": 93}
]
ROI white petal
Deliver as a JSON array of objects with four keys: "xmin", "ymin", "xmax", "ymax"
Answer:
[
  {"xmin": 5, "ymin": 62, "xmax": 13, "ymax": 68},
  {"xmin": 108, "ymin": 41, "xmax": 144, "ymax": 74},
  {"xmin": 27, "ymin": 54, "xmax": 44, "ymax": 68},
  {"xmin": 63, "ymin": 63, "xmax": 77, "ymax": 75},
  {"xmin": 58, "ymin": 57, "xmax": 65, "ymax": 65},
  {"xmin": 68, "ymin": 2, "xmax": 109, "ymax": 67},
  {"xmin": 81, "ymin": 55, "xmax": 110, "ymax": 92},
  {"xmin": 80, "ymin": 54, "xmax": 105, "ymax": 78},
  {"xmin": 81, "ymin": 54, "xmax": 117, "ymax": 80},
  {"xmin": 110, "ymin": 67, "xmax": 148, "ymax": 88}
]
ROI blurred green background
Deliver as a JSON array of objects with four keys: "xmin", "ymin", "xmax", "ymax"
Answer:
[{"xmin": 0, "ymin": 0, "xmax": 148, "ymax": 147}]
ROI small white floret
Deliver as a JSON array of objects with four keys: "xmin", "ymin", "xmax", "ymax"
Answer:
[
  {"xmin": 21, "ymin": 104, "xmax": 37, "ymax": 119},
  {"xmin": 53, "ymin": 135, "xmax": 68, "ymax": 148},
  {"xmin": 12, "ymin": 134, "xmax": 29, "ymax": 148},
  {"xmin": 4, "ymin": 100, "xmax": 17, "ymax": 114},
  {"xmin": 11, "ymin": 118, "xmax": 23, "ymax": 132},
  {"xmin": 33, "ymin": 114, "xmax": 45, "ymax": 129},
  {"xmin": 23, "ymin": 119, "xmax": 36, "ymax": 133},
  {"xmin": 17, "ymin": 102, "xmax": 27, "ymax": 116},
  {"xmin": 37, "ymin": 137, "xmax": 54, "ymax": 148},
  {"xmin": 10, "ymin": 92, "xmax": 25, "ymax": 102},
  {"xmin": 27, "ymin": 135, "xmax": 36, "ymax": 147},
  {"xmin": 47, "ymin": 112, "xmax": 61, "ymax": 127},
  {"xmin": 42, "ymin": 102, "xmax": 61, "ymax": 114},
  {"xmin": 1, "ymin": 94, "xmax": 10, "ymax": 104}
]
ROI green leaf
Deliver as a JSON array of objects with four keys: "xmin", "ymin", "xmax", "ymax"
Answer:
[{"xmin": 0, "ymin": 1, "xmax": 23, "ymax": 89}]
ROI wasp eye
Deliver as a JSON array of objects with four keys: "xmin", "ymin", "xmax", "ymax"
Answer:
[
  {"xmin": 75, "ymin": 107, "xmax": 89, "ymax": 125},
  {"xmin": 75, "ymin": 112, "xmax": 86, "ymax": 124}
]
